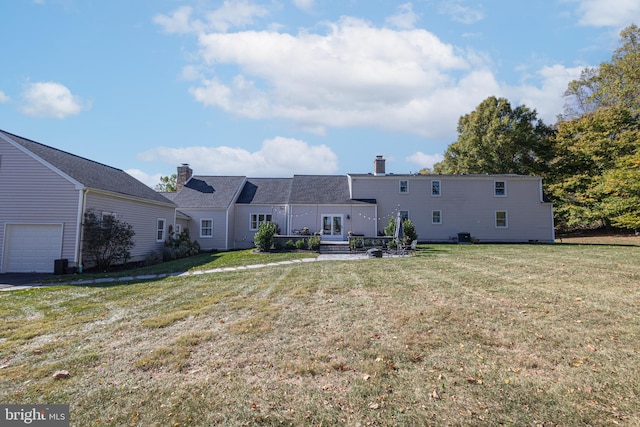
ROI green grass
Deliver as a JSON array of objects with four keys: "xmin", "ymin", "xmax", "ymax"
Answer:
[
  {"xmin": 1, "ymin": 244, "xmax": 639, "ymax": 426},
  {"xmin": 44, "ymin": 249, "xmax": 317, "ymax": 283}
]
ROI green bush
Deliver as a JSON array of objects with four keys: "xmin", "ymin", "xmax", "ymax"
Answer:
[
  {"xmin": 254, "ymin": 222, "xmax": 278, "ymax": 252},
  {"xmin": 82, "ymin": 210, "xmax": 135, "ymax": 270},
  {"xmin": 285, "ymin": 239, "xmax": 296, "ymax": 249},
  {"xmin": 163, "ymin": 227, "xmax": 200, "ymax": 261},
  {"xmin": 307, "ymin": 236, "xmax": 321, "ymax": 251},
  {"xmin": 295, "ymin": 239, "xmax": 306, "ymax": 249}
]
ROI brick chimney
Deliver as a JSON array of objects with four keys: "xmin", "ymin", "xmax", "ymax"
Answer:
[
  {"xmin": 176, "ymin": 163, "xmax": 192, "ymax": 191},
  {"xmin": 374, "ymin": 155, "xmax": 386, "ymax": 176}
]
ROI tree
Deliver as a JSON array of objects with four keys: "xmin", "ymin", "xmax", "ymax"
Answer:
[
  {"xmin": 82, "ymin": 210, "xmax": 135, "ymax": 270},
  {"xmin": 433, "ymin": 96, "xmax": 554, "ymax": 176},
  {"xmin": 155, "ymin": 174, "xmax": 177, "ymax": 192},
  {"xmin": 548, "ymin": 106, "xmax": 640, "ymax": 231},
  {"xmin": 563, "ymin": 24, "xmax": 640, "ymax": 118}
]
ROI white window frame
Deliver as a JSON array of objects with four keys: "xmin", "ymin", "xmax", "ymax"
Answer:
[
  {"xmin": 494, "ymin": 181, "xmax": 507, "ymax": 197},
  {"xmin": 432, "ymin": 210, "xmax": 442, "ymax": 224},
  {"xmin": 250, "ymin": 213, "xmax": 273, "ymax": 231},
  {"xmin": 495, "ymin": 211, "xmax": 508, "ymax": 228},
  {"xmin": 101, "ymin": 211, "xmax": 117, "ymax": 221},
  {"xmin": 156, "ymin": 218, "xmax": 166, "ymax": 242},
  {"xmin": 399, "ymin": 180, "xmax": 409, "ymax": 194},
  {"xmin": 174, "ymin": 224, "xmax": 182, "ymax": 234},
  {"xmin": 200, "ymin": 219, "xmax": 213, "ymax": 238},
  {"xmin": 431, "ymin": 180, "xmax": 441, "ymax": 196},
  {"xmin": 399, "ymin": 210, "xmax": 409, "ymax": 221}
]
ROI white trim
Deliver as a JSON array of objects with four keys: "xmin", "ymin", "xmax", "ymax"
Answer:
[
  {"xmin": 431, "ymin": 210, "xmax": 442, "ymax": 224},
  {"xmin": 431, "ymin": 180, "xmax": 441, "ymax": 196},
  {"xmin": 494, "ymin": 180, "xmax": 507, "ymax": 197},
  {"xmin": 495, "ymin": 210, "xmax": 508, "ymax": 228},
  {"xmin": 200, "ymin": 218, "xmax": 213, "ymax": 238},
  {"xmin": 156, "ymin": 218, "xmax": 166, "ymax": 242}
]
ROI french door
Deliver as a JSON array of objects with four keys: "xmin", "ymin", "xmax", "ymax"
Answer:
[{"xmin": 321, "ymin": 215, "xmax": 343, "ymax": 240}]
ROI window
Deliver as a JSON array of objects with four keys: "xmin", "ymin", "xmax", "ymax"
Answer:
[
  {"xmin": 175, "ymin": 224, "xmax": 182, "ymax": 234},
  {"xmin": 156, "ymin": 219, "xmax": 166, "ymax": 242},
  {"xmin": 496, "ymin": 211, "xmax": 508, "ymax": 228},
  {"xmin": 494, "ymin": 181, "xmax": 506, "ymax": 196},
  {"xmin": 101, "ymin": 211, "xmax": 116, "ymax": 221},
  {"xmin": 200, "ymin": 219, "xmax": 213, "ymax": 237},
  {"xmin": 399, "ymin": 210, "xmax": 409, "ymax": 221},
  {"xmin": 250, "ymin": 213, "xmax": 273, "ymax": 231},
  {"xmin": 432, "ymin": 210, "xmax": 442, "ymax": 224},
  {"xmin": 431, "ymin": 180, "xmax": 441, "ymax": 196},
  {"xmin": 399, "ymin": 180, "xmax": 409, "ymax": 193}
]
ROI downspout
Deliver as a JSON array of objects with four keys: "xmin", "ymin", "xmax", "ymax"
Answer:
[{"xmin": 76, "ymin": 187, "xmax": 88, "ymax": 272}]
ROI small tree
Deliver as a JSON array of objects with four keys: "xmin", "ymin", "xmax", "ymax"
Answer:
[
  {"xmin": 384, "ymin": 217, "xmax": 418, "ymax": 242},
  {"xmin": 82, "ymin": 210, "xmax": 135, "ymax": 270},
  {"xmin": 254, "ymin": 222, "xmax": 278, "ymax": 252}
]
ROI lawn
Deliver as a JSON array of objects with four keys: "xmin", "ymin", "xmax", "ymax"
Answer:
[{"xmin": 1, "ymin": 243, "xmax": 639, "ymax": 426}]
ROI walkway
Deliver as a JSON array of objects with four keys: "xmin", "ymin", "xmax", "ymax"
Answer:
[{"xmin": 0, "ymin": 253, "xmax": 383, "ymax": 291}]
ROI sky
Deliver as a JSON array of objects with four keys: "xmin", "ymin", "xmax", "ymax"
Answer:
[{"xmin": 1, "ymin": 0, "xmax": 639, "ymax": 187}]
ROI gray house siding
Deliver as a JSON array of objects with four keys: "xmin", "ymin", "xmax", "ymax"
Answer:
[
  {"xmin": 0, "ymin": 138, "xmax": 80, "ymax": 272},
  {"xmin": 349, "ymin": 174, "xmax": 554, "ymax": 243},
  {"xmin": 233, "ymin": 204, "xmax": 288, "ymax": 249},
  {"xmin": 83, "ymin": 191, "xmax": 177, "ymax": 264}
]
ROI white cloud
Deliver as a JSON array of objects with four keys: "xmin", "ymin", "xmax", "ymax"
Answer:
[
  {"xmin": 126, "ymin": 169, "xmax": 165, "ymax": 189},
  {"xmin": 0, "ymin": 91, "xmax": 9, "ymax": 103},
  {"xmin": 438, "ymin": 1, "xmax": 484, "ymax": 24},
  {"xmin": 154, "ymin": 1, "xmax": 269, "ymax": 34},
  {"xmin": 386, "ymin": 3, "xmax": 419, "ymax": 30},
  {"xmin": 292, "ymin": 0, "xmax": 314, "ymax": 12},
  {"xmin": 574, "ymin": 0, "xmax": 640, "ymax": 28},
  {"xmin": 406, "ymin": 152, "xmax": 445, "ymax": 171},
  {"xmin": 187, "ymin": 16, "xmax": 495, "ymax": 139},
  {"xmin": 506, "ymin": 64, "xmax": 584, "ymax": 123},
  {"xmin": 20, "ymin": 82, "xmax": 89, "ymax": 119},
  {"xmin": 137, "ymin": 137, "xmax": 338, "ymax": 177}
]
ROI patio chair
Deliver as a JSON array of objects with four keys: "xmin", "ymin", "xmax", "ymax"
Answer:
[{"xmin": 408, "ymin": 240, "xmax": 418, "ymax": 255}]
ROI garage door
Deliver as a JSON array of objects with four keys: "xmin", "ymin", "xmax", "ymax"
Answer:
[{"xmin": 4, "ymin": 224, "xmax": 63, "ymax": 273}]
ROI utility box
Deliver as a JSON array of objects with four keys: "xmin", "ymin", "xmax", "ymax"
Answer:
[
  {"xmin": 54, "ymin": 259, "xmax": 68, "ymax": 275},
  {"xmin": 458, "ymin": 233, "xmax": 471, "ymax": 244}
]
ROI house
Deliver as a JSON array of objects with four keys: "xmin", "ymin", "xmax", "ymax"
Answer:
[
  {"xmin": 171, "ymin": 156, "xmax": 554, "ymax": 249},
  {"xmin": 0, "ymin": 130, "xmax": 177, "ymax": 273}
]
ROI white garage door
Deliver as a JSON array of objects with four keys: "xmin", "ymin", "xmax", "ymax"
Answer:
[{"xmin": 4, "ymin": 224, "xmax": 63, "ymax": 273}]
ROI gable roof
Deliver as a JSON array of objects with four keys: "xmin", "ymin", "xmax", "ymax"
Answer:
[
  {"xmin": 169, "ymin": 176, "xmax": 247, "ymax": 208},
  {"xmin": 0, "ymin": 129, "xmax": 174, "ymax": 206},
  {"xmin": 236, "ymin": 178, "xmax": 292, "ymax": 204},
  {"xmin": 289, "ymin": 175, "xmax": 375, "ymax": 205}
]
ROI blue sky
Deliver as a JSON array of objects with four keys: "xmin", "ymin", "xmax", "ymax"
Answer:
[{"xmin": 1, "ymin": 1, "xmax": 639, "ymax": 187}]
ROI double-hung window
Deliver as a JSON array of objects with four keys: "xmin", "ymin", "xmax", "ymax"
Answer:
[
  {"xmin": 431, "ymin": 180, "xmax": 441, "ymax": 196},
  {"xmin": 250, "ymin": 213, "xmax": 273, "ymax": 231},
  {"xmin": 495, "ymin": 211, "xmax": 508, "ymax": 228},
  {"xmin": 156, "ymin": 218, "xmax": 166, "ymax": 242},
  {"xmin": 494, "ymin": 181, "xmax": 506, "ymax": 197},
  {"xmin": 399, "ymin": 180, "xmax": 409, "ymax": 193},
  {"xmin": 200, "ymin": 219, "xmax": 213, "ymax": 237},
  {"xmin": 432, "ymin": 210, "xmax": 442, "ymax": 224}
]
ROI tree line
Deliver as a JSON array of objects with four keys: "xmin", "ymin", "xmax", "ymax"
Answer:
[{"xmin": 433, "ymin": 24, "xmax": 640, "ymax": 233}]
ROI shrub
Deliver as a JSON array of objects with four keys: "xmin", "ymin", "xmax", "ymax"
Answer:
[
  {"xmin": 82, "ymin": 210, "xmax": 135, "ymax": 270},
  {"xmin": 285, "ymin": 239, "xmax": 296, "ymax": 249},
  {"xmin": 163, "ymin": 227, "xmax": 200, "ymax": 261},
  {"xmin": 384, "ymin": 217, "xmax": 418, "ymax": 243},
  {"xmin": 254, "ymin": 222, "xmax": 278, "ymax": 252},
  {"xmin": 295, "ymin": 239, "xmax": 306, "ymax": 249},
  {"xmin": 307, "ymin": 236, "xmax": 321, "ymax": 251}
]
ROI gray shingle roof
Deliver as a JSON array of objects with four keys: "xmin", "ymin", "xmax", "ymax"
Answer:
[
  {"xmin": 1, "ymin": 129, "xmax": 175, "ymax": 205},
  {"xmin": 289, "ymin": 175, "xmax": 375, "ymax": 205},
  {"xmin": 170, "ymin": 176, "xmax": 246, "ymax": 208},
  {"xmin": 236, "ymin": 178, "xmax": 292, "ymax": 204}
]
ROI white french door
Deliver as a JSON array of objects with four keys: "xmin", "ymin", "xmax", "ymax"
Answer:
[{"xmin": 321, "ymin": 215, "xmax": 343, "ymax": 240}]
